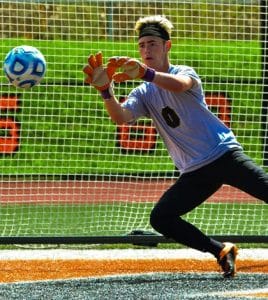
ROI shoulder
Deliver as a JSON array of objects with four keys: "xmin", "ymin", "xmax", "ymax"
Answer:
[
  {"xmin": 128, "ymin": 81, "xmax": 153, "ymax": 96},
  {"xmin": 170, "ymin": 64, "xmax": 201, "ymax": 88},
  {"xmin": 169, "ymin": 64, "xmax": 198, "ymax": 76}
]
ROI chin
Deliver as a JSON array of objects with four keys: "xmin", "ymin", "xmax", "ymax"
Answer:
[{"xmin": 145, "ymin": 61, "xmax": 156, "ymax": 69}]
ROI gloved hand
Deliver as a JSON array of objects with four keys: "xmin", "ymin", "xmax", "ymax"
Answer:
[
  {"xmin": 83, "ymin": 52, "xmax": 116, "ymax": 99},
  {"xmin": 107, "ymin": 57, "xmax": 155, "ymax": 83}
]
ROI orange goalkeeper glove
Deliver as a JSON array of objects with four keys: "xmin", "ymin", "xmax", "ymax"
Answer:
[
  {"xmin": 83, "ymin": 52, "xmax": 116, "ymax": 99},
  {"xmin": 108, "ymin": 57, "xmax": 155, "ymax": 83}
]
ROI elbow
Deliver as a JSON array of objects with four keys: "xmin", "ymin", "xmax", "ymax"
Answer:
[
  {"xmin": 111, "ymin": 116, "xmax": 127, "ymax": 125},
  {"xmin": 117, "ymin": 120, "xmax": 126, "ymax": 125},
  {"xmin": 108, "ymin": 108, "xmax": 133, "ymax": 125},
  {"xmin": 111, "ymin": 112, "xmax": 132, "ymax": 125}
]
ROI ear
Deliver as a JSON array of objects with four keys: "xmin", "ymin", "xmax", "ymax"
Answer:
[{"xmin": 165, "ymin": 40, "xmax": 172, "ymax": 52}]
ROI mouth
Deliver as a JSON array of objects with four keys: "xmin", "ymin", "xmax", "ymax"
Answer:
[{"xmin": 144, "ymin": 57, "xmax": 153, "ymax": 65}]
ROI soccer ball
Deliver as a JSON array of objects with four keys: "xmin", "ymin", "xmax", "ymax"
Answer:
[{"xmin": 3, "ymin": 45, "xmax": 46, "ymax": 89}]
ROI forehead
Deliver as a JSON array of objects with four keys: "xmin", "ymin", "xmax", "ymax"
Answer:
[{"xmin": 138, "ymin": 36, "xmax": 164, "ymax": 45}]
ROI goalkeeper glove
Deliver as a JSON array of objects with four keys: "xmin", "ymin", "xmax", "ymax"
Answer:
[
  {"xmin": 108, "ymin": 57, "xmax": 155, "ymax": 83},
  {"xmin": 83, "ymin": 52, "xmax": 116, "ymax": 99}
]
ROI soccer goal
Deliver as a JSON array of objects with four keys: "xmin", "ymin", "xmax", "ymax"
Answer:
[{"xmin": 0, "ymin": 0, "xmax": 267, "ymax": 245}]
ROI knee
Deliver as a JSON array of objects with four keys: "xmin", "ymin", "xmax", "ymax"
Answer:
[
  {"xmin": 150, "ymin": 206, "xmax": 174, "ymax": 235},
  {"xmin": 150, "ymin": 207, "xmax": 162, "ymax": 232}
]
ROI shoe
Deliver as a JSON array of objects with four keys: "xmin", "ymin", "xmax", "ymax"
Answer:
[{"xmin": 217, "ymin": 242, "xmax": 238, "ymax": 278}]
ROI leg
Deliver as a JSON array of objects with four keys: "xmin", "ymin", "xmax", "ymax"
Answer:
[
  {"xmin": 150, "ymin": 155, "xmax": 239, "ymax": 277},
  {"xmin": 150, "ymin": 167, "xmax": 222, "ymax": 253},
  {"xmin": 222, "ymin": 150, "xmax": 268, "ymax": 202}
]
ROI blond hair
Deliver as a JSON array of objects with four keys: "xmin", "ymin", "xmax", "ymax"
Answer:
[{"xmin": 135, "ymin": 15, "xmax": 173, "ymax": 37}]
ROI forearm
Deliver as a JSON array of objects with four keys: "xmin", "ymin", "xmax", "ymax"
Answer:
[{"xmin": 104, "ymin": 97, "xmax": 133, "ymax": 125}]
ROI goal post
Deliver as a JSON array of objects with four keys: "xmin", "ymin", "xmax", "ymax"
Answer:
[
  {"xmin": 261, "ymin": 0, "xmax": 268, "ymax": 167},
  {"xmin": 0, "ymin": 0, "xmax": 267, "ymax": 245}
]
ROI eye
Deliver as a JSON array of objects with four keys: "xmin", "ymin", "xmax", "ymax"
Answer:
[{"xmin": 150, "ymin": 42, "xmax": 157, "ymax": 47}]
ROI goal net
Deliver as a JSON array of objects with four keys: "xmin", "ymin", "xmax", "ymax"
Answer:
[{"xmin": 0, "ymin": 0, "xmax": 267, "ymax": 242}]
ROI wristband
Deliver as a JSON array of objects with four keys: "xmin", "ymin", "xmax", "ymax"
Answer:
[
  {"xmin": 100, "ymin": 87, "xmax": 113, "ymax": 100},
  {"xmin": 141, "ymin": 67, "xmax": 155, "ymax": 82}
]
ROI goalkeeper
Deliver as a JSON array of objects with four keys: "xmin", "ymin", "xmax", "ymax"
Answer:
[{"xmin": 83, "ymin": 15, "xmax": 268, "ymax": 278}]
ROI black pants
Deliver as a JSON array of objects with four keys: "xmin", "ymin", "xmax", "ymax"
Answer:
[{"xmin": 150, "ymin": 149, "xmax": 268, "ymax": 253}]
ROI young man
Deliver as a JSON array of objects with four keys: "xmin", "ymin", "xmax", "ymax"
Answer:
[{"xmin": 83, "ymin": 15, "xmax": 268, "ymax": 278}]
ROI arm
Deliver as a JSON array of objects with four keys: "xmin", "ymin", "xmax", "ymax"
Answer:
[
  {"xmin": 109, "ymin": 56, "xmax": 194, "ymax": 93},
  {"xmin": 104, "ymin": 97, "xmax": 133, "ymax": 125},
  {"xmin": 104, "ymin": 57, "xmax": 194, "ymax": 124},
  {"xmin": 152, "ymin": 72, "xmax": 193, "ymax": 93},
  {"xmin": 82, "ymin": 53, "xmax": 133, "ymax": 125}
]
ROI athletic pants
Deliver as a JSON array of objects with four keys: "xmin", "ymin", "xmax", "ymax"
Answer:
[{"xmin": 150, "ymin": 149, "xmax": 268, "ymax": 254}]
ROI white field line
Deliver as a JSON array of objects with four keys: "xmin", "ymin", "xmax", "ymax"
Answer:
[
  {"xmin": 0, "ymin": 248, "xmax": 267, "ymax": 260},
  {"xmin": 189, "ymin": 288, "xmax": 268, "ymax": 299},
  {"xmin": 208, "ymin": 288, "xmax": 268, "ymax": 298}
]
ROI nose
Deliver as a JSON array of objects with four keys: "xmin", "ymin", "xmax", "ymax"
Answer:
[
  {"xmin": 144, "ymin": 46, "xmax": 151, "ymax": 57},
  {"xmin": 142, "ymin": 43, "xmax": 150, "ymax": 52}
]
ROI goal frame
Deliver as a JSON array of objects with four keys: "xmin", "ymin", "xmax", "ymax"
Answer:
[
  {"xmin": 0, "ymin": 0, "xmax": 267, "ymax": 245},
  {"xmin": 0, "ymin": 235, "xmax": 267, "ymax": 246}
]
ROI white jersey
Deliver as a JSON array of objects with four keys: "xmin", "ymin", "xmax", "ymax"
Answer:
[{"xmin": 122, "ymin": 65, "xmax": 242, "ymax": 174}]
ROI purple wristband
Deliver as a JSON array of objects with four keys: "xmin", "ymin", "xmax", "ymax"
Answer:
[
  {"xmin": 141, "ymin": 68, "xmax": 155, "ymax": 82},
  {"xmin": 100, "ymin": 88, "xmax": 112, "ymax": 100}
]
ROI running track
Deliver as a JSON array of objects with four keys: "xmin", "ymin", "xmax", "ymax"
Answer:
[
  {"xmin": 0, "ymin": 249, "xmax": 267, "ymax": 299},
  {"xmin": 0, "ymin": 181, "xmax": 259, "ymax": 203}
]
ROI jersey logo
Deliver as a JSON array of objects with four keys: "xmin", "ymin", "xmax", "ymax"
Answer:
[{"xmin": 162, "ymin": 106, "xmax": 180, "ymax": 128}]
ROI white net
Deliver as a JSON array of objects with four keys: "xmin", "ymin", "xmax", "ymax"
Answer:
[{"xmin": 0, "ymin": 0, "xmax": 267, "ymax": 239}]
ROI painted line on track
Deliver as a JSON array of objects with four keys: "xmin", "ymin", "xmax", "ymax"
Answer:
[{"xmin": 0, "ymin": 248, "xmax": 267, "ymax": 260}]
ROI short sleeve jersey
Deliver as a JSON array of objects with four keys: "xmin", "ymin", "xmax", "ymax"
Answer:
[{"xmin": 122, "ymin": 65, "xmax": 242, "ymax": 174}]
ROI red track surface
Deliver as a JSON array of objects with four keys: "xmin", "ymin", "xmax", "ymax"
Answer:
[
  {"xmin": 0, "ymin": 180, "xmax": 259, "ymax": 204},
  {"xmin": 0, "ymin": 258, "xmax": 267, "ymax": 283}
]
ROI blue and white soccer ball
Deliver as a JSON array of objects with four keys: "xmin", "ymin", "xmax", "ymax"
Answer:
[{"xmin": 3, "ymin": 45, "xmax": 46, "ymax": 89}]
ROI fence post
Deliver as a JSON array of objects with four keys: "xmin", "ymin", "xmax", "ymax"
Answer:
[{"xmin": 261, "ymin": 0, "xmax": 268, "ymax": 167}]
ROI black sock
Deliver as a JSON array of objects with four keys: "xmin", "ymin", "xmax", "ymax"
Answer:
[{"xmin": 205, "ymin": 238, "xmax": 224, "ymax": 258}]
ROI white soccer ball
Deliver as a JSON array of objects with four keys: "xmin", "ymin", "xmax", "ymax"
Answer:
[{"xmin": 3, "ymin": 45, "xmax": 46, "ymax": 89}]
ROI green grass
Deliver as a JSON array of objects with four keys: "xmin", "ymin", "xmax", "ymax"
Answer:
[
  {"xmin": 0, "ymin": 38, "xmax": 265, "ymax": 177},
  {"xmin": 0, "ymin": 202, "xmax": 266, "ymax": 238}
]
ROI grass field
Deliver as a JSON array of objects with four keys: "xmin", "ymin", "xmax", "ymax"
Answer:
[
  {"xmin": 0, "ymin": 202, "xmax": 266, "ymax": 238},
  {"xmin": 0, "ymin": 38, "xmax": 266, "ymax": 241},
  {"xmin": 0, "ymin": 38, "xmax": 265, "ymax": 176}
]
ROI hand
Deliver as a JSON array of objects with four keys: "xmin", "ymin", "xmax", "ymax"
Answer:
[
  {"xmin": 83, "ymin": 52, "xmax": 115, "ymax": 92},
  {"xmin": 108, "ymin": 57, "xmax": 155, "ymax": 83}
]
